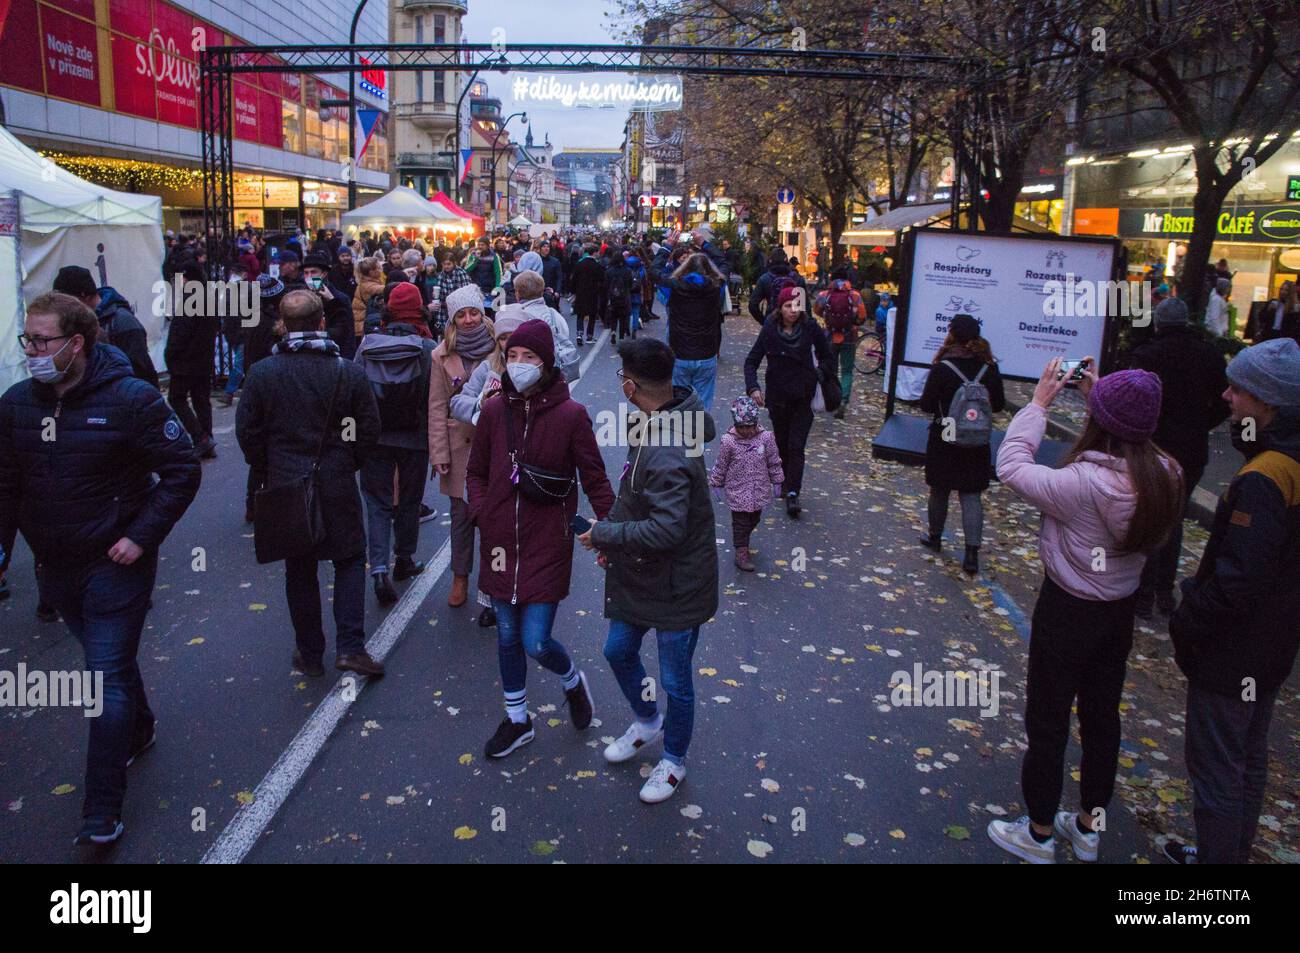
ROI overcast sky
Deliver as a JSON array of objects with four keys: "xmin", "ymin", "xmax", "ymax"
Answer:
[{"xmin": 461, "ymin": 0, "xmax": 636, "ymax": 154}]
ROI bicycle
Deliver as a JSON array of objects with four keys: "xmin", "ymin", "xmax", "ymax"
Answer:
[{"xmin": 854, "ymin": 330, "xmax": 886, "ymax": 376}]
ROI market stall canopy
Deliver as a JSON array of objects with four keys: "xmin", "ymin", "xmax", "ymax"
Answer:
[
  {"xmin": 508, "ymin": 215, "xmax": 533, "ymax": 227},
  {"xmin": 0, "ymin": 124, "xmax": 164, "ymax": 394},
  {"xmin": 341, "ymin": 185, "xmax": 463, "ymax": 229},
  {"xmin": 429, "ymin": 191, "xmax": 485, "ymax": 235},
  {"xmin": 842, "ymin": 203, "xmax": 1056, "ymax": 246}
]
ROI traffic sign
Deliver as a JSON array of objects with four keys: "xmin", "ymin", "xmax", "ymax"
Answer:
[{"xmin": 777, "ymin": 187, "xmax": 796, "ymax": 205}]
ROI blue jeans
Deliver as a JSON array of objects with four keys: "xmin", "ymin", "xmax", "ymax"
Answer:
[
  {"xmin": 672, "ymin": 357, "xmax": 717, "ymax": 412},
  {"xmin": 360, "ymin": 445, "xmax": 429, "ymax": 574},
  {"xmin": 603, "ymin": 621, "xmax": 701, "ymax": 764},
  {"xmin": 40, "ymin": 554, "xmax": 158, "ymax": 819},
  {"xmin": 224, "ymin": 344, "xmax": 244, "ymax": 394},
  {"xmin": 492, "ymin": 599, "xmax": 571, "ymax": 694}
]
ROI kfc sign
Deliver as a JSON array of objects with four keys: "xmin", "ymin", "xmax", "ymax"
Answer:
[
  {"xmin": 359, "ymin": 57, "xmax": 386, "ymax": 100},
  {"xmin": 638, "ymin": 193, "xmax": 682, "ymax": 208}
]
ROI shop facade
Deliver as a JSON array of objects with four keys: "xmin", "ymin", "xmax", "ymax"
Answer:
[
  {"xmin": 1066, "ymin": 137, "xmax": 1300, "ymax": 309},
  {"xmin": 0, "ymin": 0, "xmax": 390, "ymax": 234}
]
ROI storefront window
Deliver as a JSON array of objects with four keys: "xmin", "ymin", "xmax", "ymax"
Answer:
[
  {"xmin": 305, "ymin": 109, "xmax": 323, "ymax": 159},
  {"xmin": 282, "ymin": 101, "xmax": 302, "ymax": 153}
]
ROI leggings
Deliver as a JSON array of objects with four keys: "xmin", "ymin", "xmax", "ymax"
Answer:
[
  {"xmin": 731, "ymin": 510, "xmax": 761, "ymax": 549},
  {"xmin": 927, "ymin": 486, "xmax": 983, "ymax": 547}
]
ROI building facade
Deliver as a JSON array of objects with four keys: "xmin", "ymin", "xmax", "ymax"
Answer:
[
  {"xmin": 389, "ymin": 0, "xmax": 467, "ymax": 202},
  {"xmin": 554, "ymin": 148, "xmax": 622, "ymax": 226},
  {"xmin": 508, "ymin": 124, "xmax": 567, "ymax": 226},
  {"xmin": 0, "ymin": 0, "xmax": 392, "ymax": 233}
]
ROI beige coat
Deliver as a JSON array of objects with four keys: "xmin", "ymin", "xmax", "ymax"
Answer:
[
  {"xmin": 427, "ymin": 342, "xmax": 479, "ymax": 499},
  {"xmin": 353, "ymin": 275, "xmax": 387, "ymax": 338}
]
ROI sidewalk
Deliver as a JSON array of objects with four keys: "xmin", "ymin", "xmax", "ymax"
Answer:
[{"xmin": 1002, "ymin": 381, "xmax": 1238, "ymax": 529}]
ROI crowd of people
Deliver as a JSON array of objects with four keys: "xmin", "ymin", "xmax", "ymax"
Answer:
[{"xmin": 0, "ymin": 217, "xmax": 1296, "ymax": 866}]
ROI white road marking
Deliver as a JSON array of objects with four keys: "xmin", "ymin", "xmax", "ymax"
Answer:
[{"xmin": 200, "ymin": 328, "xmax": 609, "ymax": 864}]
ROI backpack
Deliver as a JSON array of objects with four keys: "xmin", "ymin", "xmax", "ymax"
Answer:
[
  {"xmin": 822, "ymin": 286, "xmax": 858, "ymax": 337},
  {"xmin": 364, "ymin": 292, "xmax": 385, "ymax": 333},
  {"xmin": 767, "ymin": 274, "xmax": 799, "ymax": 316},
  {"xmin": 941, "ymin": 360, "xmax": 993, "ymax": 447},
  {"xmin": 607, "ymin": 267, "xmax": 632, "ymax": 305},
  {"xmin": 359, "ymin": 333, "xmax": 428, "ymax": 432}
]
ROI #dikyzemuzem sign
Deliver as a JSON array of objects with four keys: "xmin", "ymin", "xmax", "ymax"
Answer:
[{"xmin": 904, "ymin": 231, "xmax": 1115, "ymax": 381}]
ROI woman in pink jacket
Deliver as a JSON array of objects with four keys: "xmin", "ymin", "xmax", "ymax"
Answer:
[{"xmin": 988, "ymin": 358, "xmax": 1182, "ymax": 864}]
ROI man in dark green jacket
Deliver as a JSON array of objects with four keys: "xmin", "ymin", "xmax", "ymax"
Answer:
[
  {"xmin": 579, "ymin": 338, "xmax": 717, "ymax": 805},
  {"xmin": 1166, "ymin": 337, "xmax": 1300, "ymax": 864}
]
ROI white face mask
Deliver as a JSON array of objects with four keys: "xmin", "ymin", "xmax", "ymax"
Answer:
[
  {"xmin": 27, "ymin": 338, "xmax": 75, "ymax": 384},
  {"xmin": 507, "ymin": 362, "xmax": 542, "ymax": 392}
]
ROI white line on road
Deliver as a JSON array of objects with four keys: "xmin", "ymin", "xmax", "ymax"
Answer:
[{"xmin": 200, "ymin": 328, "xmax": 609, "ymax": 864}]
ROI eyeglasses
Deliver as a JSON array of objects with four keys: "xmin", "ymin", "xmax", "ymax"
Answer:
[
  {"xmin": 615, "ymin": 369, "xmax": 636, "ymax": 387},
  {"xmin": 18, "ymin": 333, "xmax": 72, "ymax": 352}
]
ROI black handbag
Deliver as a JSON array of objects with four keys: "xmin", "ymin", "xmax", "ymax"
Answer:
[
  {"xmin": 504, "ymin": 393, "xmax": 575, "ymax": 506},
  {"xmin": 253, "ymin": 366, "xmax": 344, "ymax": 564},
  {"xmin": 816, "ymin": 353, "xmax": 843, "ymax": 413}
]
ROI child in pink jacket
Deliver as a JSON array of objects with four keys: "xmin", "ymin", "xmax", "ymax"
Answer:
[
  {"xmin": 987, "ymin": 359, "xmax": 1182, "ymax": 866},
  {"xmin": 709, "ymin": 396, "xmax": 784, "ymax": 571}
]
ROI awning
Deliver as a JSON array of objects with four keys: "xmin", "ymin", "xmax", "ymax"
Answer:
[
  {"xmin": 340, "ymin": 185, "xmax": 465, "ymax": 230},
  {"xmin": 842, "ymin": 202, "xmax": 1057, "ymax": 246},
  {"xmin": 430, "ymin": 191, "xmax": 485, "ymax": 235}
]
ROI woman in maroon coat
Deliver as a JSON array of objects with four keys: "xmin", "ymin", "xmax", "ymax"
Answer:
[{"xmin": 466, "ymin": 319, "xmax": 615, "ymax": 759}]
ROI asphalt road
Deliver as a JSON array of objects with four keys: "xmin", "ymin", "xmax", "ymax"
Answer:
[{"xmin": 2, "ymin": 304, "xmax": 1295, "ymax": 864}]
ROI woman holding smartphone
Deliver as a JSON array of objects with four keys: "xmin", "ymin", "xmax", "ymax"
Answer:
[{"xmin": 466, "ymin": 320, "xmax": 615, "ymax": 759}]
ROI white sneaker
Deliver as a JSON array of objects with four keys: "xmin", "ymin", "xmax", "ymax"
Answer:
[
  {"xmin": 1054, "ymin": 811, "xmax": 1099, "ymax": 862},
  {"xmin": 603, "ymin": 717, "xmax": 664, "ymax": 763},
  {"xmin": 639, "ymin": 758, "xmax": 685, "ymax": 804},
  {"xmin": 987, "ymin": 816, "xmax": 1056, "ymax": 864}
]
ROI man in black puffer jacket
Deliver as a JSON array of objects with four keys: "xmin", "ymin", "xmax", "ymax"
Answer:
[
  {"xmin": 0, "ymin": 293, "xmax": 200, "ymax": 846},
  {"xmin": 748, "ymin": 249, "xmax": 807, "ymax": 325},
  {"xmin": 164, "ymin": 260, "xmax": 221, "ymax": 458}
]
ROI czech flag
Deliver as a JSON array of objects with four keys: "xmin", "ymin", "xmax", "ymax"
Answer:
[
  {"xmin": 459, "ymin": 149, "xmax": 474, "ymax": 184},
  {"xmin": 355, "ymin": 109, "xmax": 383, "ymax": 162}
]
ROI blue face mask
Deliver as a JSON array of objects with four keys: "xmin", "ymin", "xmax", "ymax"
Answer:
[{"xmin": 27, "ymin": 338, "xmax": 75, "ymax": 384}]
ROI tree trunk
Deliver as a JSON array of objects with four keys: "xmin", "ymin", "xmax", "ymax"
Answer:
[
  {"xmin": 1181, "ymin": 150, "xmax": 1237, "ymax": 320},
  {"xmin": 828, "ymin": 202, "xmax": 847, "ymax": 269}
]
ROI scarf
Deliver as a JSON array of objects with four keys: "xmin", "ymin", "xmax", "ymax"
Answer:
[
  {"xmin": 454, "ymin": 321, "xmax": 496, "ymax": 361},
  {"xmin": 273, "ymin": 331, "xmax": 340, "ymax": 356},
  {"xmin": 776, "ymin": 318, "xmax": 805, "ymax": 344}
]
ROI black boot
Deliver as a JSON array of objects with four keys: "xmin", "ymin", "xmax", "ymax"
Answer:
[
  {"xmin": 919, "ymin": 533, "xmax": 942, "ymax": 553},
  {"xmin": 785, "ymin": 492, "xmax": 801, "ymax": 518},
  {"xmin": 478, "ymin": 607, "xmax": 497, "ymax": 628},
  {"xmin": 393, "ymin": 556, "xmax": 425, "ymax": 581},
  {"xmin": 962, "ymin": 546, "xmax": 979, "ymax": 576},
  {"xmin": 374, "ymin": 573, "xmax": 398, "ymax": 606}
]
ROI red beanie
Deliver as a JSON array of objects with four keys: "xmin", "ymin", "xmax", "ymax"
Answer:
[
  {"xmin": 387, "ymin": 281, "xmax": 424, "ymax": 322},
  {"xmin": 505, "ymin": 319, "xmax": 555, "ymax": 370},
  {"xmin": 777, "ymin": 284, "xmax": 804, "ymax": 309}
]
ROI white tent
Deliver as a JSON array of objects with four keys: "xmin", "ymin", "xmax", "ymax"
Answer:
[
  {"xmin": 0, "ymin": 124, "xmax": 164, "ymax": 394},
  {"xmin": 508, "ymin": 215, "xmax": 533, "ymax": 228},
  {"xmin": 340, "ymin": 185, "xmax": 465, "ymax": 231}
]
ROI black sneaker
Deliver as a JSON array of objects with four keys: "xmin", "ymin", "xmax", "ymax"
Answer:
[
  {"xmin": 73, "ymin": 816, "xmax": 124, "ymax": 846},
  {"xmin": 564, "ymin": 671, "xmax": 594, "ymax": 730},
  {"xmin": 1162, "ymin": 840, "xmax": 1197, "ymax": 864},
  {"xmin": 373, "ymin": 573, "xmax": 398, "ymax": 606},
  {"xmin": 918, "ymin": 533, "xmax": 943, "ymax": 553},
  {"xmin": 292, "ymin": 649, "xmax": 325, "ymax": 678},
  {"xmin": 785, "ymin": 492, "xmax": 801, "ymax": 518},
  {"xmin": 477, "ymin": 607, "xmax": 497, "ymax": 628},
  {"xmin": 485, "ymin": 716, "xmax": 535, "ymax": 758},
  {"xmin": 393, "ymin": 556, "xmax": 424, "ymax": 581},
  {"xmin": 418, "ymin": 504, "xmax": 438, "ymax": 523},
  {"xmin": 35, "ymin": 602, "xmax": 59, "ymax": 623},
  {"xmin": 126, "ymin": 720, "xmax": 157, "ymax": 767}
]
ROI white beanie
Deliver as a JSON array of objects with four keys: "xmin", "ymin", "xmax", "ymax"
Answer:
[{"xmin": 445, "ymin": 283, "xmax": 485, "ymax": 321}]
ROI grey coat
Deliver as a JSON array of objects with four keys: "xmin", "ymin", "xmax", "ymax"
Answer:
[
  {"xmin": 591, "ymin": 387, "xmax": 719, "ymax": 630},
  {"xmin": 236, "ymin": 348, "xmax": 380, "ymax": 560}
]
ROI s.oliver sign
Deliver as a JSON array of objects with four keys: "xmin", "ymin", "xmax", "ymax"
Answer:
[{"xmin": 1118, "ymin": 204, "xmax": 1300, "ymax": 244}]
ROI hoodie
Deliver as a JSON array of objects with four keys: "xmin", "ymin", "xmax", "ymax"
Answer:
[
  {"xmin": 592, "ymin": 386, "xmax": 719, "ymax": 630},
  {"xmin": 996, "ymin": 402, "xmax": 1154, "ymax": 601},
  {"xmin": 1171, "ymin": 405, "xmax": 1300, "ymax": 695},
  {"xmin": 354, "ymin": 322, "xmax": 434, "ymax": 448},
  {"xmin": 97, "ymin": 287, "xmax": 159, "ymax": 388},
  {"xmin": 659, "ymin": 271, "xmax": 725, "ymax": 360}
]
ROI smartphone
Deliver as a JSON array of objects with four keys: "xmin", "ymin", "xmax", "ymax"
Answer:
[
  {"xmin": 1056, "ymin": 358, "xmax": 1091, "ymax": 382},
  {"xmin": 308, "ymin": 275, "xmax": 324, "ymax": 291},
  {"xmin": 570, "ymin": 514, "xmax": 593, "ymax": 535}
]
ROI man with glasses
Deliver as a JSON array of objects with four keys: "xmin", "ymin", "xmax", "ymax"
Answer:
[{"xmin": 0, "ymin": 293, "xmax": 201, "ymax": 847}]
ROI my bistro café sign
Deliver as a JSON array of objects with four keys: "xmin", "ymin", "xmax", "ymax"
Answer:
[{"xmin": 1118, "ymin": 204, "xmax": 1300, "ymax": 244}]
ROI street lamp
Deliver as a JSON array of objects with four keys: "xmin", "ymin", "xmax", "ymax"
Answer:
[
  {"xmin": 486, "ymin": 111, "xmax": 527, "ymax": 227},
  {"xmin": 346, "ymin": 0, "xmax": 371, "ymax": 211}
]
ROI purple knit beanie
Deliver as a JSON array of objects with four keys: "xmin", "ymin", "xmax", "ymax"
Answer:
[{"xmin": 1087, "ymin": 369, "xmax": 1162, "ymax": 443}]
